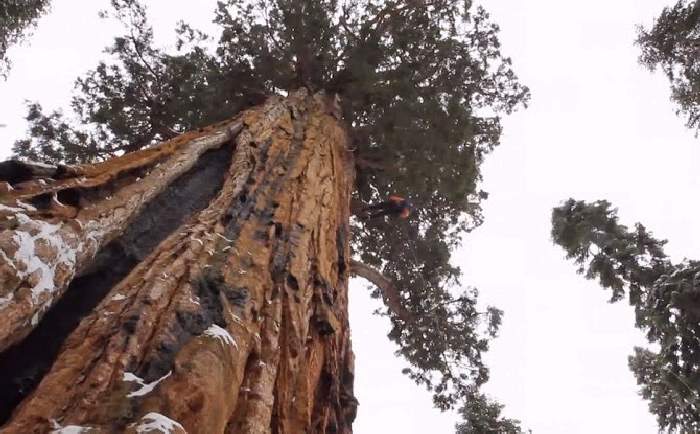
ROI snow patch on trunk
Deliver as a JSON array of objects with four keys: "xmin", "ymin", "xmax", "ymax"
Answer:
[
  {"xmin": 49, "ymin": 419, "xmax": 94, "ymax": 433},
  {"xmin": 11, "ymin": 214, "xmax": 77, "ymax": 304},
  {"xmin": 123, "ymin": 371, "xmax": 172, "ymax": 398},
  {"xmin": 203, "ymin": 324, "xmax": 237, "ymax": 348},
  {"xmin": 111, "ymin": 293, "xmax": 126, "ymax": 302},
  {"xmin": 134, "ymin": 412, "xmax": 184, "ymax": 433},
  {"xmin": 50, "ymin": 426, "xmax": 93, "ymax": 434}
]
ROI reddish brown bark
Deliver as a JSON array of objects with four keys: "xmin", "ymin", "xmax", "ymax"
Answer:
[
  {"xmin": 0, "ymin": 118, "xmax": 243, "ymax": 353},
  {"xmin": 0, "ymin": 89, "xmax": 357, "ymax": 433}
]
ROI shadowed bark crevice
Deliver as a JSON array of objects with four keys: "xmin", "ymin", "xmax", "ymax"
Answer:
[
  {"xmin": 0, "ymin": 160, "xmax": 81, "ymax": 186},
  {"xmin": 0, "ymin": 143, "xmax": 235, "ymax": 425}
]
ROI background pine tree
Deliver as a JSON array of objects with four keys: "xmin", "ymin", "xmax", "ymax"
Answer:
[
  {"xmin": 552, "ymin": 199, "xmax": 700, "ymax": 431},
  {"xmin": 637, "ymin": 0, "xmax": 700, "ymax": 131},
  {"xmin": 549, "ymin": 2, "xmax": 700, "ymax": 430}
]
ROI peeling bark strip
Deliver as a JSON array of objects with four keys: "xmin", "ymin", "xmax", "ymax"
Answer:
[
  {"xmin": 0, "ymin": 118, "xmax": 243, "ymax": 353},
  {"xmin": 0, "ymin": 89, "xmax": 357, "ymax": 434}
]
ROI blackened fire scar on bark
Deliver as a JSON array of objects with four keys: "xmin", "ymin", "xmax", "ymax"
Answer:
[
  {"xmin": 128, "ymin": 110, "xmax": 306, "ymax": 384},
  {"xmin": 0, "ymin": 144, "xmax": 233, "ymax": 425}
]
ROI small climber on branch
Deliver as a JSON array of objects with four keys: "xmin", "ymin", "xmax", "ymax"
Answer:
[{"xmin": 358, "ymin": 195, "xmax": 413, "ymax": 220}]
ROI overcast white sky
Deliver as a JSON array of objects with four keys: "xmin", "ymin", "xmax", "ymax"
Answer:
[{"xmin": 1, "ymin": 1, "xmax": 698, "ymax": 433}]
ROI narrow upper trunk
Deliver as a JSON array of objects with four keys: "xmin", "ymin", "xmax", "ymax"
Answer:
[{"xmin": 0, "ymin": 89, "xmax": 357, "ymax": 433}]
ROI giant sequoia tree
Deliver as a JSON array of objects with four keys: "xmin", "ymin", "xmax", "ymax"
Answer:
[
  {"xmin": 1, "ymin": 0, "xmax": 529, "ymax": 432},
  {"xmin": 552, "ymin": 199, "xmax": 700, "ymax": 432}
]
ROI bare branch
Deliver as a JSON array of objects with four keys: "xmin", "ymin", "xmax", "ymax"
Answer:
[
  {"xmin": 261, "ymin": 2, "xmax": 285, "ymax": 53},
  {"xmin": 128, "ymin": 29, "xmax": 161, "ymax": 85},
  {"xmin": 349, "ymin": 259, "xmax": 412, "ymax": 322}
]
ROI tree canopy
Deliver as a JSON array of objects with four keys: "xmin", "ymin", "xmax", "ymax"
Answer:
[
  {"xmin": 637, "ymin": 0, "xmax": 700, "ymax": 131},
  {"xmin": 11, "ymin": 0, "xmax": 530, "ymax": 429},
  {"xmin": 0, "ymin": 0, "xmax": 51, "ymax": 78},
  {"xmin": 552, "ymin": 199, "xmax": 700, "ymax": 432}
]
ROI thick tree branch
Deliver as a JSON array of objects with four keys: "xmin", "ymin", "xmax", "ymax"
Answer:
[{"xmin": 349, "ymin": 259, "xmax": 412, "ymax": 322}]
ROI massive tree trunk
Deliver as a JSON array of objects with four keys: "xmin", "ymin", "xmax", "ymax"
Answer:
[{"xmin": 0, "ymin": 89, "xmax": 357, "ymax": 433}]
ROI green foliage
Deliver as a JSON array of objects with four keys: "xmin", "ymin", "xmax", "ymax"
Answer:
[
  {"xmin": 12, "ymin": 0, "xmax": 529, "ymax": 428},
  {"xmin": 0, "ymin": 0, "xmax": 51, "ymax": 78},
  {"xmin": 357, "ymin": 216, "xmax": 505, "ymax": 411},
  {"xmin": 13, "ymin": 102, "xmax": 103, "ymax": 164},
  {"xmin": 15, "ymin": 0, "xmax": 254, "ymax": 162},
  {"xmin": 552, "ymin": 199, "xmax": 700, "ymax": 431},
  {"xmin": 637, "ymin": 0, "xmax": 700, "ymax": 131},
  {"xmin": 455, "ymin": 388, "xmax": 526, "ymax": 434}
]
